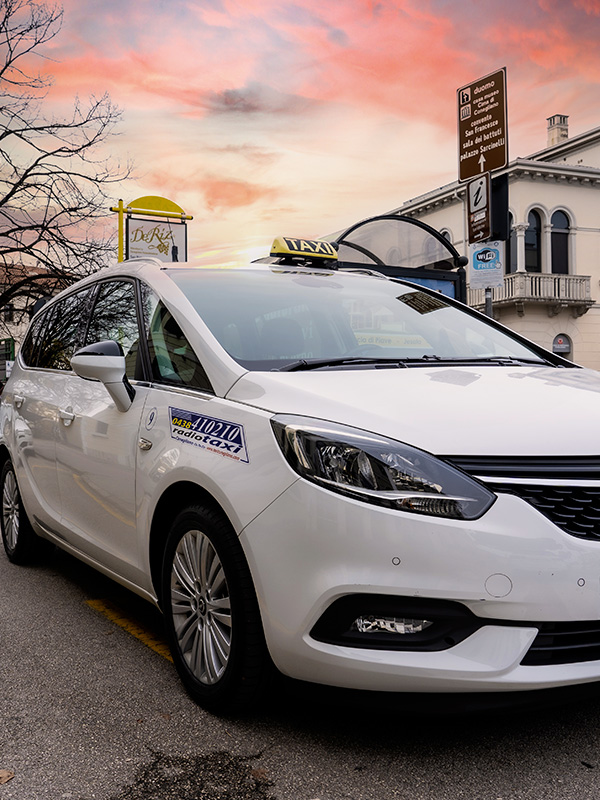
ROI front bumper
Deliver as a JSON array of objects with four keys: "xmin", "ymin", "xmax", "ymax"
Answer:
[{"xmin": 240, "ymin": 479, "xmax": 600, "ymax": 693}]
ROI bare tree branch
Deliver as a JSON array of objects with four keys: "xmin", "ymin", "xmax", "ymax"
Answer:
[{"xmin": 0, "ymin": 0, "xmax": 131, "ymax": 321}]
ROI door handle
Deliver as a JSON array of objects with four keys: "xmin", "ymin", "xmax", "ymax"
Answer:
[
  {"xmin": 59, "ymin": 407, "xmax": 75, "ymax": 426},
  {"xmin": 14, "ymin": 395, "xmax": 24, "ymax": 409}
]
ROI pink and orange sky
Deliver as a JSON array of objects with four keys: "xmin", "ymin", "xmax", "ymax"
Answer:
[{"xmin": 34, "ymin": 0, "xmax": 600, "ymax": 264}]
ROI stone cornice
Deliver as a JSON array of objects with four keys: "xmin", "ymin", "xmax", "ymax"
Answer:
[
  {"xmin": 510, "ymin": 158, "xmax": 600, "ymax": 182},
  {"xmin": 394, "ymin": 159, "xmax": 600, "ymax": 217}
]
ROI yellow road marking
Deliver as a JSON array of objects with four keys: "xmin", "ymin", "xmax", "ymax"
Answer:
[{"xmin": 86, "ymin": 598, "xmax": 173, "ymax": 662}]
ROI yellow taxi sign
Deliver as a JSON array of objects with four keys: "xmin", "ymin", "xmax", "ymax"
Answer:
[{"xmin": 270, "ymin": 236, "xmax": 337, "ymax": 261}]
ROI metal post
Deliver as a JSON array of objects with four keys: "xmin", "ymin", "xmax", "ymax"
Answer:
[
  {"xmin": 484, "ymin": 287, "xmax": 493, "ymax": 318},
  {"xmin": 116, "ymin": 199, "xmax": 124, "ymax": 262}
]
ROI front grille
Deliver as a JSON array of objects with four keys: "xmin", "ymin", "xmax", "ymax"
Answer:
[
  {"xmin": 445, "ymin": 456, "xmax": 600, "ymax": 541},
  {"xmin": 445, "ymin": 455, "xmax": 600, "ymax": 480},
  {"xmin": 487, "ymin": 485, "xmax": 600, "ymax": 540},
  {"xmin": 522, "ymin": 621, "xmax": 600, "ymax": 666}
]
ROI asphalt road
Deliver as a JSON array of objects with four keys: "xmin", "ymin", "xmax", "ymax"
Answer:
[{"xmin": 3, "ymin": 545, "xmax": 600, "ymax": 800}]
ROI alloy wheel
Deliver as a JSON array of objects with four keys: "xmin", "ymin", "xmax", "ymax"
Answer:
[
  {"xmin": 2, "ymin": 469, "xmax": 19, "ymax": 551},
  {"xmin": 170, "ymin": 529, "xmax": 232, "ymax": 684}
]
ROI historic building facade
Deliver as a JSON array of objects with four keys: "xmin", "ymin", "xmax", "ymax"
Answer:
[{"xmin": 391, "ymin": 116, "xmax": 600, "ymax": 370}]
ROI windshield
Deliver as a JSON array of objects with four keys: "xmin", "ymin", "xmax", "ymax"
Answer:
[{"xmin": 167, "ymin": 267, "xmax": 549, "ymax": 371}]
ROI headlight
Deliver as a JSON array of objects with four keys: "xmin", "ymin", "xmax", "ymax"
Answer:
[{"xmin": 271, "ymin": 416, "xmax": 496, "ymax": 520}]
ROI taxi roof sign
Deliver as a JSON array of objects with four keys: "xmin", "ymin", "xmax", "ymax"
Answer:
[{"xmin": 270, "ymin": 236, "xmax": 337, "ymax": 262}]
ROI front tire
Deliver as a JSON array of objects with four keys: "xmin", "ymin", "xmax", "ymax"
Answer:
[
  {"xmin": 161, "ymin": 503, "xmax": 270, "ymax": 712},
  {"xmin": 1, "ymin": 459, "xmax": 39, "ymax": 564}
]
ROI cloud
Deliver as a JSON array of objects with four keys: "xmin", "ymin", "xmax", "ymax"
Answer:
[
  {"xmin": 141, "ymin": 165, "xmax": 279, "ymax": 214},
  {"xmin": 201, "ymin": 178, "xmax": 278, "ymax": 211},
  {"xmin": 541, "ymin": 0, "xmax": 600, "ymax": 16},
  {"xmin": 204, "ymin": 144, "xmax": 280, "ymax": 166},
  {"xmin": 47, "ymin": 0, "xmax": 468, "ymax": 126},
  {"xmin": 205, "ymin": 82, "xmax": 315, "ymax": 115},
  {"xmin": 275, "ymin": 4, "xmax": 350, "ymax": 45},
  {"xmin": 574, "ymin": 0, "xmax": 600, "ymax": 12},
  {"xmin": 13, "ymin": 0, "xmax": 600, "ymax": 265},
  {"xmin": 41, "ymin": 0, "xmax": 600, "ymax": 135}
]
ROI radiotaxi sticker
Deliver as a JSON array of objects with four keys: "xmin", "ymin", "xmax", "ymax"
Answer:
[{"xmin": 169, "ymin": 407, "xmax": 249, "ymax": 463}]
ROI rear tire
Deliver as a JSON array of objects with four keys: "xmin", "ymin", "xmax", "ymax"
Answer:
[
  {"xmin": 1, "ymin": 459, "xmax": 39, "ymax": 564},
  {"xmin": 161, "ymin": 503, "xmax": 270, "ymax": 712}
]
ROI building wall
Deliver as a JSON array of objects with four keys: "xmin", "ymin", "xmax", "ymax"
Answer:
[
  {"xmin": 543, "ymin": 143, "xmax": 600, "ymax": 169},
  {"xmin": 417, "ymin": 204, "xmax": 466, "ymax": 252},
  {"xmin": 492, "ymin": 305, "xmax": 600, "ymax": 369},
  {"xmin": 394, "ymin": 155, "xmax": 600, "ymax": 369}
]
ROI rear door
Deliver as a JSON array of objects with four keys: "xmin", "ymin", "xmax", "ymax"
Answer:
[{"xmin": 6, "ymin": 286, "xmax": 95, "ymax": 533}]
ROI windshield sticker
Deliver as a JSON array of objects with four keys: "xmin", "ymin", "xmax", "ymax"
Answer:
[
  {"xmin": 354, "ymin": 331, "xmax": 431, "ymax": 349},
  {"xmin": 398, "ymin": 292, "xmax": 449, "ymax": 314},
  {"xmin": 169, "ymin": 407, "xmax": 249, "ymax": 463}
]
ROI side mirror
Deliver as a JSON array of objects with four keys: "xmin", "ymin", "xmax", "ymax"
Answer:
[{"xmin": 71, "ymin": 340, "xmax": 136, "ymax": 413}]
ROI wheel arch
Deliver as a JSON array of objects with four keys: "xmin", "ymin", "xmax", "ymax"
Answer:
[{"xmin": 148, "ymin": 481, "xmax": 236, "ymax": 603}]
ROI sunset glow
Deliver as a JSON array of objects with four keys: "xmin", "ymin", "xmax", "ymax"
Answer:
[{"xmin": 26, "ymin": 0, "xmax": 600, "ymax": 262}]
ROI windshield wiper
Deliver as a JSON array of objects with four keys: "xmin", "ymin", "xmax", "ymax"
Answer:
[
  {"xmin": 424, "ymin": 356, "xmax": 549, "ymax": 366},
  {"xmin": 275, "ymin": 354, "xmax": 550, "ymax": 372},
  {"xmin": 274, "ymin": 357, "xmax": 410, "ymax": 372}
]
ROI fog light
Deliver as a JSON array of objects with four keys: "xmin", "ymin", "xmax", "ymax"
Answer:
[{"xmin": 353, "ymin": 616, "xmax": 433, "ymax": 635}]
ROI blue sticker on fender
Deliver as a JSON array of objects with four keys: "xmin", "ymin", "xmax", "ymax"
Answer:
[{"xmin": 169, "ymin": 407, "xmax": 249, "ymax": 463}]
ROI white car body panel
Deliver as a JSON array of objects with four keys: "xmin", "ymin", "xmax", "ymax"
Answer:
[
  {"xmin": 55, "ymin": 374, "xmax": 149, "ymax": 586},
  {"xmin": 240, "ymin": 481, "xmax": 600, "ymax": 691},
  {"xmin": 134, "ymin": 387, "xmax": 299, "ymax": 560},
  {"xmin": 228, "ymin": 366, "xmax": 600, "ymax": 456},
  {"xmin": 4, "ymin": 366, "xmax": 61, "ymax": 528}
]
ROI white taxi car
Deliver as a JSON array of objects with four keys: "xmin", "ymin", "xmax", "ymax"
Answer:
[{"xmin": 2, "ymin": 237, "xmax": 600, "ymax": 711}]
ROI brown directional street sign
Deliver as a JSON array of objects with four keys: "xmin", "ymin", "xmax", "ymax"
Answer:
[{"xmin": 457, "ymin": 68, "xmax": 507, "ymax": 183}]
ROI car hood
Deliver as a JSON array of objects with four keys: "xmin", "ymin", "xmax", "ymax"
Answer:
[{"xmin": 227, "ymin": 365, "xmax": 600, "ymax": 456}]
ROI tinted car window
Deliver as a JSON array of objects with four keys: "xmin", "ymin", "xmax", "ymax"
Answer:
[
  {"xmin": 85, "ymin": 281, "xmax": 141, "ymax": 380},
  {"xmin": 19, "ymin": 312, "xmax": 47, "ymax": 367},
  {"xmin": 34, "ymin": 287, "xmax": 95, "ymax": 370},
  {"xmin": 144, "ymin": 293, "xmax": 212, "ymax": 392}
]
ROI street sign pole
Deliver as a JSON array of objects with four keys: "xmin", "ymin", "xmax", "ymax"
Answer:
[
  {"xmin": 458, "ymin": 68, "xmax": 508, "ymax": 318},
  {"xmin": 484, "ymin": 287, "xmax": 493, "ymax": 318}
]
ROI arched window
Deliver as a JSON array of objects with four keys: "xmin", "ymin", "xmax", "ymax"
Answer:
[
  {"xmin": 507, "ymin": 213, "xmax": 517, "ymax": 273},
  {"xmin": 551, "ymin": 210, "xmax": 570, "ymax": 274},
  {"xmin": 525, "ymin": 210, "xmax": 541, "ymax": 273}
]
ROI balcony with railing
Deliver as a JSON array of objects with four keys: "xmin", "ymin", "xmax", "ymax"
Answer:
[{"xmin": 468, "ymin": 272, "xmax": 594, "ymax": 317}]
